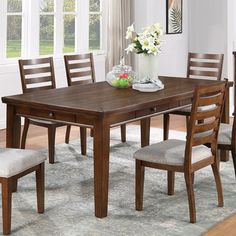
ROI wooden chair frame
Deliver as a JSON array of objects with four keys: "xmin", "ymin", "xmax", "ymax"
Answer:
[
  {"xmin": 163, "ymin": 52, "xmax": 224, "ymax": 140},
  {"xmin": 18, "ymin": 57, "xmax": 67, "ymax": 164},
  {"xmin": 0, "ymin": 163, "xmax": 44, "ymax": 235},
  {"xmin": 136, "ymin": 82, "xmax": 227, "ymax": 223},
  {"xmin": 64, "ymin": 53, "xmax": 126, "ymax": 154}
]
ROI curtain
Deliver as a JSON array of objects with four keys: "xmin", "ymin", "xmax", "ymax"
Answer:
[{"xmin": 107, "ymin": 0, "xmax": 132, "ymax": 71}]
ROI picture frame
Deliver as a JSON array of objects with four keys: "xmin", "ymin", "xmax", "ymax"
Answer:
[{"xmin": 166, "ymin": 0, "xmax": 183, "ymax": 34}]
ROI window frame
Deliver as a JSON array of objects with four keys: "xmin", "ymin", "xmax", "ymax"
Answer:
[{"xmin": 0, "ymin": 0, "xmax": 106, "ymax": 65}]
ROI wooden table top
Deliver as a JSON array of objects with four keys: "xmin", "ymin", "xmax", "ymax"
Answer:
[{"xmin": 2, "ymin": 76, "xmax": 224, "ymax": 115}]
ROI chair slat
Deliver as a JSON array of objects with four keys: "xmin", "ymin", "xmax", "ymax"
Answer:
[
  {"xmin": 71, "ymin": 80, "xmax": 92, "ymax": 86},
  {"xmin": 193, "ymin": 134, "xmax": 214, "ymax": 146},
  {"xmin": 189, "ymin": 53, "xmax": 223, "ymax": 60},
  {"xmin": 25, "ymin": 85, "xmax": 53, "ymax": 93},
  {"xmin": 20, "ymin": 57, "xmax": 52, "ymax": 65},
  {"xmin": 65, "ymin": 53, "xmax": 91, "ymax": 61},
  {"xmin": 70, "ymin": 70, "xmax": 92, "ymax": 78},
  {"xmin": 68, "ymin": 62, "xmax": 91, "ymax": 69},
  {"xmin": 25, "ymin": 76, "xmax": 52, "ymax": 85},
  {"xmin": 198, "ymin": 93, "xmax": 223, "ymax": 106},
  {"xmin": 190, "ymin": 70, "xmax": 219, "ymax": 78},
  {"xmin": 196, "ymin": 107, "xmax": 221, "ymax": 120},
  {"xmin": 189, "ymin": 61, "xmax": 221, "ymax": 68},
  {"xmin": 194, "ymin": 120, "xmax": 218, "ymax": 134},
  {"xmin": 24, "ymin": 66, "xmax": 51, "ymax": 75}
]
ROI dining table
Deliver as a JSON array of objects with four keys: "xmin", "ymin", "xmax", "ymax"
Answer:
[{"xmin": 1, "ymin": 76, "xmax": 232, "ymax": 218}]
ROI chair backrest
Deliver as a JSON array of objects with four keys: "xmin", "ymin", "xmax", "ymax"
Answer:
[
  {"xmin": 64, "ymin": 53, "xmax": 95, "ymax": 86},
  {"xmin": 18, "ymin": 57, "xmax": 56, "ymax": 93},
  {"xmin": 187, "ymin": 53, "xmax": 224, "ymax": 81},
  {"xmin": 185, "ymin": 82, "xmax": 227, "ymax": 166}
]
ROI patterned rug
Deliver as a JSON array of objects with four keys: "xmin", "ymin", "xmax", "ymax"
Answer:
[{"xmin": 1, "ymin": 125, "xmax": 236, "ymax": 236}]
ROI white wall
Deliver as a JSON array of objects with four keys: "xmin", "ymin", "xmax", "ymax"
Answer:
[
  {"xmin": 189, "ymin": 0, "xmax": 227, "ymax": 77},
  {"xmin": 134, "ymin": 0, "xmax": 189, "ymax": 77},
  {"xmin": 189, "ymin": 0, "xmax": 234, "ymax": 114},
  {"xmin": 0, "ymin": 54, "xmax": 106, "ymax": 129}
]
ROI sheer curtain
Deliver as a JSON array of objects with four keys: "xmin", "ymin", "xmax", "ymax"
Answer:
[{"xmin": 106, "ymin": 0, "xmax": 132, "ymax": 71}]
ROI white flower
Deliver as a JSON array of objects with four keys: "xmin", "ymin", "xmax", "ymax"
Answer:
[
  {"xmin": 125, "ymin": 22, "xmax": 163, "ymax": 55},
  {"xmin": 125, "ymin": 43, "xmax": 135, "ymax": 53},
  {"xmin": 125, "ymin": 24, "xmax": 134, "ymax": 39}
]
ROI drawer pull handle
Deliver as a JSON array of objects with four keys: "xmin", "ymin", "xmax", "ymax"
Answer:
[
  {"xmin": 49, "ymin": 112, "xmax": 54, "ymax": 117},
  {"xmin": 150, "ymin": 107, "xmax": 157, "ymax": 112}
]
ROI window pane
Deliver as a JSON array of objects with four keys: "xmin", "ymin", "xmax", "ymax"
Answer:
[
  {"xmin": 63, "ymin": 0, "xmax": 75, "ymax": 12},
  {"xmin": 63, "ymin": 15, "xmax": 75, "ymax": 53},
  {"xmin": 40, "ymin": 15, "xmax": 54, "ymax": 55},
  {"xmin": 89, "ymin": 0, "xmax": 100, "ymax": 12},
  {"xmin": 7, "ymin": 15, "xmax": 22, "ymax": 58},
  {"xmin": 89, "ymin": 14, "xmax": 100, "ymax": 50},
  {"xmin": 40, "ymin": 0, "xmax": 54, "ymax": 12},
  {"xmin": 7, "ymin": 0, "xmax": 22, "ymax": 12}
]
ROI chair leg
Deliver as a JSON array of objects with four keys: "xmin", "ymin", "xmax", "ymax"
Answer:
[
  {"xmin": 184, "ymin": 172, "xmax": 196, "ymax": 223},
  {"xmin": 121, "ymin": 124, "xmax": 126, "ymax": 143},
  {"xmin": 167, "ymin": 171, "xmax": 175, "ymax": 195},
  {"xmin": 135, "ymin": 160, "xmax": 145, "ymax": 211},
  {"xmin": 90, "ymin": 128, "xmax": 94, "ymax": 137},
  {"xmin": 65, "ymin": 125, "xmax": 71, "ymax": 144},
  {"xmin": 20, "ymin": 118, "xmax": 30, "ymax": 149},
  {"xmin": 185, "ymin": 116, "xmax": 189, "ymax": 131},
  {"xmin": 211, "ymin": 162, "xmax": 224, "ymax": 207},
  {"xmin": 36, "ymin": 163, "xmax": 45, "ymax": 213},
  {"xmin": 163, "ymin": 113, "xmax": 170, "ymax": 140},
  {"xmin": 2, "ymin": 178, "xmax": 12, "ymax": 235},
  {"xmin": 231, "ymin": 149, "xmax": 236, "ymax": 179},
  {"xmin": 80, "ymin": 127, "xmax": 87, "ymax": 155},
  {"xmin": 48, "ymin": 126, "xmax": 56, "ymax": 164}
]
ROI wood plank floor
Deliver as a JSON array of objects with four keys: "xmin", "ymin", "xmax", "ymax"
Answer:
[{"xmin": 0, "ymin": 115, "xmax": 235, "ymax": 235}]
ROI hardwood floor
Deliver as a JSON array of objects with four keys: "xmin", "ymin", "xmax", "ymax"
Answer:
[{"xmin": 0, "ymin": 115, "xmax": 235, "ymax": 235}]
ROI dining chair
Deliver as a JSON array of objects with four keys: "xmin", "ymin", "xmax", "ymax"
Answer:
[
  {"xmin": 0, "ymin": 148, "xmax": 45, "ymax": 235},
  {"xmin": 163, "ymin": 52, "xmax": 224, "ymax": 140},
  {"xmin": 18, "ymin": 57, "xmax": 67, "ymax": 164},
  {"xmin": 64, "ymin": 53, "xmax": 126, "ymax": 155},
  {"xmin": 134, "ymin": 82, "xmax": 227, "ymax": 223}
]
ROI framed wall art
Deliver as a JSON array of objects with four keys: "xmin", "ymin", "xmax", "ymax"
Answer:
[{"xmin": 166, "ymin": 0, "xmax": 183, "ymax": 34}]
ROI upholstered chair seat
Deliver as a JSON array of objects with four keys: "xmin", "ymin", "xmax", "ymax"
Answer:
[
  {"xmin": 134, "ymin": 139, "xmax": 212, "ymax": 166},
  {"xmin": 218, "ymin": 123, "xmax": 232, "ymax": 145},
  {"xmin": 0, "ymin": 148, "xmax": 46, "ymax": 235}
]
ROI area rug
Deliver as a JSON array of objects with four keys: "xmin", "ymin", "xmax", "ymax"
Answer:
[{"xmin": 2, "ymin": 125, "xmax": 236, "ymax": 236}]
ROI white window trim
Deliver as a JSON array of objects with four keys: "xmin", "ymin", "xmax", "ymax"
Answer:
[{"xmin": 0, "ymin": 0, "xmax": 106, "ymax": 65}]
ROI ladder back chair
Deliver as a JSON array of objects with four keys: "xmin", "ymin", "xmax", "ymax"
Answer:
[
  {"xmin": 163, "ymin": 52, "xmax": 224, "ymax": 140},
  {"xmin": 64, "ymin": 53, "xmax": 126, "ymax": 155},
  {"xmin": 0, "ymin": 148, "xmax": 45, "ymax": 235},
  {"xmin": 18, "ymin": 57, "xmax": 67, "ymax": 164},
  {"xmin": 134, "ymin": 82, "xmax": 227, "ymax": 223}
]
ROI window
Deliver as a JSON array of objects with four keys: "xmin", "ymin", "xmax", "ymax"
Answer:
[
  {"xmin": 39, "ymin": 0, "xmax": 54, "ymax": 55},
  {"xmin": 63, "ymin": 0, "xmax": 76, "ymax": 53},
  {"xmin": 6, "ymin": 0, "xmax": 23, "ymax": 58},
  {"xmin": 89, "ymin": 0, "xmax": 102, "ymax": 51},
  {"xmin": 0, "ymin": 0, "xmax": 105, "ymax": 63}
]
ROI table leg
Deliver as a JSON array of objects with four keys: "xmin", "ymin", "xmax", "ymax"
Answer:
[
  {"xmin": 93, "ymin": 119, "xmax": 110, "ymax": 218},
  {"xmin": 141, "ymin": 117, "xmax": 151, "ymax": 147},
  {"xmin": 6, "ymin": 105, "xmax": 21, "ymax": 148},
  {"xmin": 220, "ymin": 86, "xmax": 230, "ymax": 161}
]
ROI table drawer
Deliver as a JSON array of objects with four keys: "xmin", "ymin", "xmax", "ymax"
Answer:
[{"xmin": 17, "ymin": 107, "xmax": 77, "ymax": 123}]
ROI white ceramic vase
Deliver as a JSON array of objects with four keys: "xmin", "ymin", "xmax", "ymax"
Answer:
[{"xmin": 137, "ymin": 54, "xmax": 158, "ymax": 81}]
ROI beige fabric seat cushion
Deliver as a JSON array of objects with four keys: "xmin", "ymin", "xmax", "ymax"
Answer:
[
  {"xmin": 177, "ymin": 104, "xmax": 216, "ymax": 113},
  {"xmin": 0, "ymin": 148, "xmax": 46, "ymax": 178},
  {"xmin": 133, "ymin": 139, "xmax": 212, "ymax": 166},
  {"xmin": 218, "ymin": 123, "xmax": 232, "ymax": 145},
  {"xmin": 30, "ymin": 118, "xmax": 58, "ymax": 125}
]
